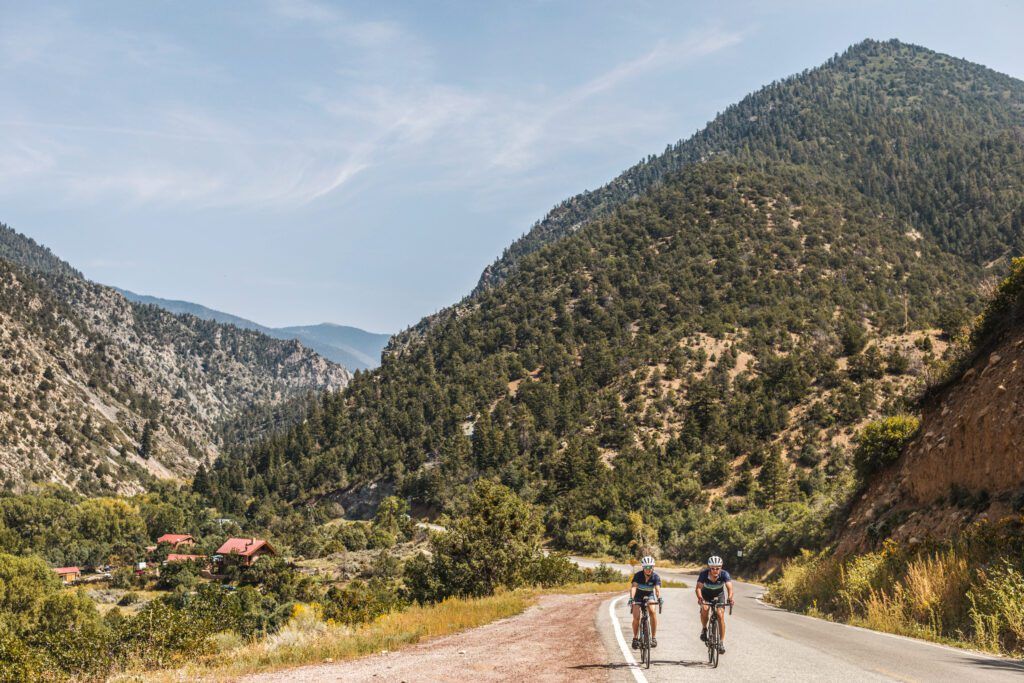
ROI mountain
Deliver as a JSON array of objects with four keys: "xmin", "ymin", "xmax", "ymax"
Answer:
[
  {"xmin": 836, "ymin": 258, "xmax": 1024, "ymax": 555},
  {"xmin": 0, "ymin": 223, "xmax": 349, "ymax": 495},
  {"xmin": 396, "ymin": 37, "xmax": 1024, "ymax": 350},
  {"xmin": 114, "ymin": 289, "xmax": 390, "ymax": 371},
  {"xmin": 274, "ymin": 324, "xmax": 390, "ymax": 371},
  {"xmin": 206, "ymin": 39, "xmax": 1024, "ymax": 567}
]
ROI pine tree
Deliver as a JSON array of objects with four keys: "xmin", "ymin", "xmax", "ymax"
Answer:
[
  {"xmin": 756, "ymin": 447, "xmax": 790, "ymax": 508},
  {"xmin": 139, "ymin": 419, "xmax": 158, "ymax": 459}
]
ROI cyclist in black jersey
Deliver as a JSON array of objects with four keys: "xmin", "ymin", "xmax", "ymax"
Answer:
[
  {"xmin": 629, "ymin": 555, "xmax": 662, "ymax": 650},
  {"xmin": 695, "ymin": 555, "xmax": 734, "ymax": 654}
]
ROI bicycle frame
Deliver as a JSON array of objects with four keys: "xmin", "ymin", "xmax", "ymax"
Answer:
[
  {"xmin": 702, "ymin": 595, "xmax": 733, "ymax": 668},
  {"xmin": 635, "ymin": 595, "xmax": 662, "ymax": 669}
]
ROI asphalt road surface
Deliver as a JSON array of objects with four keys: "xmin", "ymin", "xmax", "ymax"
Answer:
[{"xmin": 575, "ymin": 559, "xmax": 1024, "ymax": 682}]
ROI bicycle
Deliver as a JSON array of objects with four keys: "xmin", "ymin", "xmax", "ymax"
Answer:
[
  {"xmin": 629, "ymin": 593, "xmax": 663, "ymax": 669},
  {"xmin": 700, "ymin": 594, "xmax": 733, "ymax": 668}
]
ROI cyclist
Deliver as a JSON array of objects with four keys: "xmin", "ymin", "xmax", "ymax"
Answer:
[
  {"xmin": 696, "ymin": 555, "xmax": 734, "ymax": 654},
  {"xmin": 629, "ymin": 555, "xmax": 663, "ymax": 650}
]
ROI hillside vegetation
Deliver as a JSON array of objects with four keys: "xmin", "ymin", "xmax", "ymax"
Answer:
[
  {"xmin": 0, "ymin": 224, "xmax": 348, "ymax": 494},
  {"xmin": 770, "ymin": 259, "xmax": 1024, "ymax": 654},
  {"xmin": 206, "ymin": 39, "xmax": 1024, "ymax": 568}
]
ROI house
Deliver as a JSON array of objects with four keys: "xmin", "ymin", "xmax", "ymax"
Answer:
[
  {"xmin": 54, "ymin": 567, "xmax": 81, "ymax": 584},
  {"xmin": 214, "ymin": 538, "xmax": 276, "ymax": 568},
  {"xmin": 156, "ymin": 533, "xmax": 195, "ymax": 549}
]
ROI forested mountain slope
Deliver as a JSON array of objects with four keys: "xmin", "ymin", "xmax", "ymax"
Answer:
[
  {"xmin": 206, "ymin": 39, "xmax": 1023, "ymax": 565},
  {"xmin": 391, "ymin": 38, "xmax": 1024, "ymax": 352},
  {"xmin": 476, "ymin": 38, "xmax": 1024, "ymax": 290},
  {"xmin": 836, "ymin": 258, "xmax": 1024, "ymax": 555},
  {"xmin": 0, "ymin": 224, "xmax": 349, "ymax": 495}
]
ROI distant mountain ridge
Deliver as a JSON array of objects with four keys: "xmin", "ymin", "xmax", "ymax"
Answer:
[
  {"xmin": 0, "ymin": 222, "xmax": 349, "ymax": 495},
  {"xmin": 114, "ymin": 289, "xmax": 390, "ymax": 371}
]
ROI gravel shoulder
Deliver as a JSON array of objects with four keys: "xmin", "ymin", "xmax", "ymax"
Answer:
[{"xmin": 243, "ymin": 592, "xmax": 614, "ymax": 683}]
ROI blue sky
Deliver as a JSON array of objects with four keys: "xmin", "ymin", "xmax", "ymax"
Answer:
[{"xmin": 2, "ymin": 1, "xmax": 1022, "ymax": 332}]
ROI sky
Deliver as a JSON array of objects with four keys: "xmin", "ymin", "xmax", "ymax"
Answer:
[{"xmin": 1, "ymin": 1, "xmax": 1022, "ymax": 333}]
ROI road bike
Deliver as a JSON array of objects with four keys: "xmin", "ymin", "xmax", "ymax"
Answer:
[
  {"xmin": 631, "ymin": 594, "xmax": 663, "ymax": 669},
  {"xmin": 701, "ymin": 594, "xmax": 733, "ymax": 668}
]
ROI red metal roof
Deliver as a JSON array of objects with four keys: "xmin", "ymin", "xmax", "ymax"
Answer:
[
  {"xmin": 54, "ymin": 567, "xmax": 81, "ymax": 575},
  {"xmin": 156, "ymin": 533, "xmax": 194, "ymax": 545},
  {"xmin": 216, "ymin": 538, "xmax": 274, "ymax": 557}
]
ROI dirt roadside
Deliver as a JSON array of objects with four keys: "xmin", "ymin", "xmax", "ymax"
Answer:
[{"xmin": 243, "ymin": 592, "xmax": 615, "ymax": 683}]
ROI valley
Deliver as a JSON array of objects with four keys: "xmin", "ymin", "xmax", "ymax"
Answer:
[{"xmin": 1, "ymin": 33, "xmax": 1023, "ymax": 682}]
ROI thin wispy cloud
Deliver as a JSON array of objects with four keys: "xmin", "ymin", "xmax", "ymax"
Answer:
[
  {"xmin": 2, "ymin": 0, "xmax": 1018, "ymax": 332},
  {"xmin": 0, "ymin": 3, "xmax": 744, "ymax": 211},
  {"xmin": 489, "ymin": 28, "xmax": 745, "ymax": 172}
]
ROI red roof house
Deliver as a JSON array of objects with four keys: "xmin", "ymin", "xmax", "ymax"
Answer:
[
  {"xmin": 156, "ymin": 533, "xmax": 195, "ymax": 549},
  {"xmin": 215, "ymin": 538, "xmax": 276, "ymax": 567},
  {"xmin": 54, "ymin": 567, "xmax": 81, "ymax": 584}
]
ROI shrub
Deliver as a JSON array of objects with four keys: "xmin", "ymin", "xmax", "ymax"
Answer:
[
  {"xmin": 323, "ymin": 579, "xmax": 405, "ymax": 625},
  {"xmin": 405, "ymin": 480, "xmax": 543, "ymax": 603},
  {"xmin": 968, "ymin": 559, "xmax": 1024, "ymax": 653},
  {"xmin": 853, "ymin": 415, "xmax": 920, "ymax": 478},
  {"xmin": 523, "ymin": 553, "xmax": 583, "ymax": 587},
  {"xmin": 563, "ymin": 515, "xmax": 615, "ymax": 556}
]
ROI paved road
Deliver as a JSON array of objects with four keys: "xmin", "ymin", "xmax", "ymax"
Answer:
[{"xmin": 574, "ymin": 559, "xmax": 1024, "ymax": 682}]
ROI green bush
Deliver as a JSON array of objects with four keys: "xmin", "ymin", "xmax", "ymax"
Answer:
[
  {"xmin": 853, "ymin": 415, "xmax": 920, "ymax": 478},
  {"xmin": 563, "ymin": 515, "xmax": 615, "ymax": 556},
  {"xmin": 405, "ymin": 480, "xmax": 543, "ymax": 603},
  {"xmin": 322, "ymin": 578, "xmax": 405, "ymax": 625},
  {"xmin": 523, "ymin": 553, "xmax": 583, "ymax": 587}
]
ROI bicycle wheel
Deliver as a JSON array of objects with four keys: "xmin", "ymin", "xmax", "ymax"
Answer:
[
  {"xmin": 709, "ymin": 619, "xmax": 720, "ymax": 668},
  {"xmin": 642, "ymin": 617, "xmax": 652, "ymax": 668}
]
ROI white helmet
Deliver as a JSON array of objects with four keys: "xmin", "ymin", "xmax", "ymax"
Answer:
[
  {"xmin": 640, "ymin": 555, "xmax": 655, "ymax": 568},
  {"xmin": 707, "ymin": 555, "xmax": 723, "ymax": 567}
]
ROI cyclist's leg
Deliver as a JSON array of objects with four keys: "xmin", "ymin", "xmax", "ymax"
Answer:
[
  {"xmin": 631, "ymin": 602, "xmax": 642, "ymax": 638},
  {"xmin": 699, "ymin": 602, "xmax": 710, "ymax": 628},
  {"xmin": 649, "ymin": 602, "xmax": 658, "ymax": 637},
  {"xmin": 717, "ymin": 605, "xmax": 727, "ymax": 642}
]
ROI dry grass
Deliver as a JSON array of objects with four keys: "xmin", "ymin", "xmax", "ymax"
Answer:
[
  {"xmin": 767, "ymin": 523, "xmax": 1024, "ymax": 656},
  {"xmin": 120, "ymin": 583, "xmax": 617, "ymax": 682}
]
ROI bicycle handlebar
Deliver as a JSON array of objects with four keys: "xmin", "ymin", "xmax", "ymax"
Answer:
[{"xmin": 699, "ymin": 597, "xmax": 734, "ymax": 614}]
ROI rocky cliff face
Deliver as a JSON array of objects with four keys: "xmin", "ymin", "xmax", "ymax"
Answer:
[
  {"xmin": 0, "ymin": 226, "xmax": 349, "ymax": 494},
  {"xmin": 837, "ymin": 301, "xmax": 1024, "ymax": 555}
]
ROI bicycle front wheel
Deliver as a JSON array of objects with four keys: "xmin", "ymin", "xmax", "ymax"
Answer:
[
  {"xmin": 642, "ymin": 618, "xmax": 652, "ymax": 668},
  {"xmin": 708, "ymin": 619, "xmax": 720, "ymax": 668}
]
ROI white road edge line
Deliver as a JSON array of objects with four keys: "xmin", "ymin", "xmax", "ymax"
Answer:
[{"xmin": 609, "ymin": 594, "xmax": 648, "ymax": 683}]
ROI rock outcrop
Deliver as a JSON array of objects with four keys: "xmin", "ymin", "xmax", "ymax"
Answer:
[{"xmin": 0, "ymin": 224, "xmax": 349, "ymax": 494}]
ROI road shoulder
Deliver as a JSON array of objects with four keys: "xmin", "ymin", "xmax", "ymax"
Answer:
[{"xmin": 243, "ymin": 592, "xmax": 616, "ymax": 683}]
